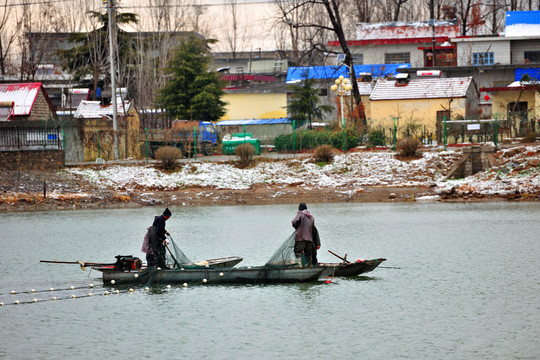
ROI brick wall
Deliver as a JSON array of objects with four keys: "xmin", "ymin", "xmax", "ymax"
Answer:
[{"xmin": 0, "ymin": 150, "xmax": 63, "ymax": 170}]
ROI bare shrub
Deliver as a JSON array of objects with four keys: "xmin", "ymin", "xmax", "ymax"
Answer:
[
  {"xmin": 155, "ymin": 146, "xmax": 182, "ymax": 169},
  {"xmin": 313, "ymin": 144, "xmax": 337, "ymax": 163},
  {"xmin": 522, "ymin": 131, "xmax": 537, "ymax": 143},
  {"xmin": 396, "ymin": 137, "xmax": 421, "ymax": 157},
  {"xmin": 235, "ymin": 143, "xmax": 256, "ymax": 168}
]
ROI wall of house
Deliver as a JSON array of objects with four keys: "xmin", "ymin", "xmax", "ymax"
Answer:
[
  {"xmin": 355, "ymin": 43, "xmax": 424, "ymax": 67},
  {"xmin": 28, "ymin": 90, "xmax": 55, "ymax": 122},
  {"xmin": 0, "ymin": 150, "xmax": 63, "ymax": 170},
  {"xmin": 220, "ymin": 93, "xmax": 287, "ymax": 120},
  {"xmin": 511, "ymin": 39, "xmax": 540, "ymax": 64},
  {"xmin": 490, "ymin": 89, "xmax": 539, "ymax": 120},
  {"xmin": 455, "ymin": 39, "xmax": 511, "ymax": 66},
  {"xmin": 368, "ymin": 97, "xmax": 467, "ymax": 138}
]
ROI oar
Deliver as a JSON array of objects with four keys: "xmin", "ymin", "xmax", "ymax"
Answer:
[
  {"xmin": 40, "ymin": 260, "xmax": 114, "ymax": 271},
  {"xmin": 327, "ymin": 250, "xmax": 351, "ymax": 264}
]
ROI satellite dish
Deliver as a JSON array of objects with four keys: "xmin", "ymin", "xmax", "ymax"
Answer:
[{"xmin": 337, "ymin": 54, "xmax": 346, "ymax": 62}]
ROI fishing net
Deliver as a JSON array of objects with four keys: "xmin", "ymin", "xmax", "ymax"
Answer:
[
  {"xmin": 164, "ymin": 235, "xmax": 200, "ymax": 269},
  {"xmin": 264, "ymin": 231, "xmax": 300, "ymax": 267}
]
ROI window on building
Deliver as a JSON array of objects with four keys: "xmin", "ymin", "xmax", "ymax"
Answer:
[
  {"xmin": 352, "ymin": 54, "xmax": 364, "ymax": 65},
  {"xmin": 472, "ymin": 52, "xmax": 494, "ymax": 65},
  {"xmin": 524, "ymin": 51, "xmax": 540, "ymax": 63},
  {"xmin": 384, "ymin": 52, "xmax": 410, "ymax": 64},
  {"xmin": 319, "ymin": 88, "xmax": 328, "ymax": 96}
]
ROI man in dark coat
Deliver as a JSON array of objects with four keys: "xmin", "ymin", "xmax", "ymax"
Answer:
[
  {"xmin": 291, "ymin": 203, "xmax": 315, "ymax": 267},
  {"xmin": 149, "ymin": 207, "xmax": 172, "ymax": 269}
]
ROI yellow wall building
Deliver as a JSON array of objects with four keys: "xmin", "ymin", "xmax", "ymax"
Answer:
[
  {"xmin": 485, "ymin": 84, "xmax": 540, "ymax": 136},
  {"xmin": 220, "ymin": 92, "xmax": 287, "ymax": 120},
  {"xmin": 368, "ymin": 76, "xmax": 478, "ymax": 141},
  {"xmin": 74, "ymin": 100, "xmax": 141, "ymax": 161}
]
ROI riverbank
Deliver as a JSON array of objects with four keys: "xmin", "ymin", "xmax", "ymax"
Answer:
[{"xmin": 1, "ymin": 146, "xmax": 539, "ymax": 212}]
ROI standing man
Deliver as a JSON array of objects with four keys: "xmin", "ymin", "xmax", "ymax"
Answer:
[
  {"xmin": 149, "ymin": 207, "xmax": 172, "ymax": 269},
  {"xmin": 292, "ymin": 203, "xmax": 316, "ymax": 267}
]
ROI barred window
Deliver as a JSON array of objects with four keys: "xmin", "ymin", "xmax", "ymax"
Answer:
[
  {"xmin": 384, "ymin": 52, "xmax": 410, "ymax": 64},
  {"xmin": 472, "ymin": 52, "xmax": 494, "ymax": 65}
]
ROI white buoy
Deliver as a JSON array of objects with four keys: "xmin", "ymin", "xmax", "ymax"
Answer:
[
  {"xmin": 166, "ymin": 285, "xmax": 171, "ymax": 289},
  {"xmin": 219, "ymin": 272, "xmax": 224, "ymax": 277},
  {"xmin": 71, "ymin": 294, "xmax": 76, "ymax": 298},
  {"xmin": 134, "ymin": 274, "xmax": 139, "ymax": 278},
  {"xmin": 205, "ymin": 265, "xmax": 209, "ymax": 268},
  {"xmin": 182, "ymin": 283, "xmax": 188, "ymax": 288},
  {"xmin": 31, "ymin": 289, "xmax": 36, "ymax": 293},
  {"xmin": 157, "ymin": 267, "xmax": 161, "ymax": 270},
  {"xmin": 0, "ymin": 302, "xmax": 4, "ymax": 306},
  {"xmin": 89, "ymin": 284, "xmax": 94, "ymax": 288},
  {"xmin": 181, "ymin": 268, "xmax": 184, "ymax": 271},
  {"xmin": 88, "ymin": 293, "xmax": 93, "ymax": 297},
  {"xmin": 111, "ymin": 280, "xmax": 116, "ymax": 285},
  {"xmin": 52, "ymin": 297, "xmax": 57, "ymax": 301},
  {"xmin": 202, "ymin": 279, "xmax": 207, "ymax": 283},
  {"xmin": 32, "ymin": 298, "xmax": 38, "ymax": 303},
  {"xmin": 104, "ymin": 291, "xmax": 110, "ymax": 296},
  {"xmin": 10, "ymin": 290, "xmax": 16, "ymax": 295},
  {"xmin": 49, "ymin": 288, "xmax": 54, "ymax": 291},
  {"xmin": 14, "ymin": 300, "xmax": 19, "ymax": 305},
  {"xmin": 128, "ymin": 288, "xmax": 134, "ymax": 293},
  {"xmin": 70, "ymin": 286, "xmax": 75, "ymax": 290},
  {"xmin": 144, "ymin": 287, "xmax": 149, "ymax": 292},
  {"xmin": 114, "ymin": 290, "xmax": 119, "ymax": 295}
]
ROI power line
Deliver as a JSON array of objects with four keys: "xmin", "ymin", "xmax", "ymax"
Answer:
[{"xmin": 2, "ymin": 0, "xmax": 79, "ymax": 7}]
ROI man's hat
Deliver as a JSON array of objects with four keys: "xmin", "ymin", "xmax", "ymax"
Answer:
[{"xmin": 163, "ymin": 208, "xmax": 172, "ymax": 217}]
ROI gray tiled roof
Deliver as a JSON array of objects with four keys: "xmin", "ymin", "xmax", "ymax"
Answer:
[
  {"xmin": 370, "ymin": 76, "xmax": 472, "ymax": 101},
  {"xmin": 73, "ymin": 100, "xmax": 131, "ymax": 119}
]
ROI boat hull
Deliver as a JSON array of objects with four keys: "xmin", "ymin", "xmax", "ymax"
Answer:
[
  {"xmin": 320, "ymin": 258, "xmax": 386, "ymax": 277},
  {"xmin": 95, "ymin": 266, "xmax": 333, "ymax": 285}
]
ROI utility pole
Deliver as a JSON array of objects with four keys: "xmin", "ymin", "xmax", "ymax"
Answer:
[
  {"xmin": 430, "ymin": 0, "xmax": 436, "ymax": 67},
  {"xmin": 107, "ymin": 0, "xmax": 119, "ymax": 159}
]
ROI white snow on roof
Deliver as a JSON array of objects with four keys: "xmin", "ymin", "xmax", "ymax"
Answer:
[
  {"xmin": 370, "ymin": 77, "xmax": 472, "ymax": 101},
  {"xmin": 74, "ymin": 100, "xmax": 131, "ymax": 119},
  {"xmin": 357, "ymin": 82, "xmax": 373, "ymax": 96}
]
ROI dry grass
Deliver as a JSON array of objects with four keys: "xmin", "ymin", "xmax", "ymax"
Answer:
[
  {"xmin": 235, "ymin": 143, "xmax": 256, "ymax": 168},
  {"xmin": 313, "ymin": 144, "xmax": 337, "ymax": 163},
  {"xmin": 155, "ymin": 146, "xmax": 183, "ymax": 169},
  {"xmin": 396, "ymin": 137, "xmax": 421, "ymax": 158}
]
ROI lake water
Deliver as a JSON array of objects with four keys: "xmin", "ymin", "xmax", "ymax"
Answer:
[{"xmin": 0, "ymin": 202, "xmax": 538, "ymax": 359}]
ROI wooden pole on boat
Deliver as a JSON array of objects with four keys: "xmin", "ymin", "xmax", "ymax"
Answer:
[
  {"xmin": 327, "ymin": 250, "xmax": 351, "ymax": 264},
  {"xmin": 40, "ymin": 260, "xmax": 112, "ymax": 270}
]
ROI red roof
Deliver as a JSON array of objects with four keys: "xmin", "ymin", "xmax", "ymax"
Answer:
[
  {"xmin": 0, "ymin": 83, "xmax": 54, "ymax": 116},
  {"xmin": 328, "ymin": 36, "xmax": 451, "ymax": 47}
]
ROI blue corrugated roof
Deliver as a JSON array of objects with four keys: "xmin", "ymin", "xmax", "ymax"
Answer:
[
  {"xmin": 506, "ymin": 11, "xmax": 540, "ymax": 25},
  {"xmin": 216, "ymin": 118, "xmax": 291, "ymax": 126},
  {"xmin": 286, "ymin": 64, "xmax": 411, "ymax": 83},
  {"xmin": 515, "ymin": 68, "xmax": 540, "ymax": 81}
]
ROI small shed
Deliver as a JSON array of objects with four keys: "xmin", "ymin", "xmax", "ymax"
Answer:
[
  {"xmin": 0, "ymin": 82, "xmax": 56, "ymax": 122},
  {"xmin": 73, "ymin": 100, "xmax": 141, "ymax": 161}
]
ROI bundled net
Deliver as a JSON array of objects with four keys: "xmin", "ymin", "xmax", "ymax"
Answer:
[{"xmin": 265, "ymin": 231, "xmax": 299, "ymax": 267}]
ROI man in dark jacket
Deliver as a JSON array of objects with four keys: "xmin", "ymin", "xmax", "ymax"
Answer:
[
  {"xmin": 291, "ymin": 203, "xmax": 316, "ymax": 267},
  {"xmin": 149, "ymin": 207, "xmax": 172, "ymax": 269}
]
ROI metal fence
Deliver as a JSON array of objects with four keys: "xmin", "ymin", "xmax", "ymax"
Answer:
[{"xmin": 0, "ymin": 126, "xmax": 63, "ymax": 150}]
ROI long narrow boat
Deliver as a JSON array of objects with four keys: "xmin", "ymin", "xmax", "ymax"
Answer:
[
  {"xmin": 319, "ymin": 258, "xmax": 387, "ymax": 277},
  {"xmin": 93, "ymin": 265, "xmax": 334, "ymax": 285}
]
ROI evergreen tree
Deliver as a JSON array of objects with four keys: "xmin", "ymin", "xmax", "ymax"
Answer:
[
  {"xmin": 287, "ymin": 78, "xmax": 332, "ymax": 128},
  {"xmin": 58, "ymin": 10, "xmax": 138, "ymax": 100},
  {"xmin": 157, "ymin": 36, "xmax": 226, "ymax": 122}
]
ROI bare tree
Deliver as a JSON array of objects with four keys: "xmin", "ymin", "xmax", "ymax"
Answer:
[{"xmin": 0, "ymin": 0, "xmax": 21, "ymax": 75}]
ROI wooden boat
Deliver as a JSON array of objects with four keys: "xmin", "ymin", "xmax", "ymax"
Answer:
[
  {"xmin": 319, "ymin": 258, "xmax": 387, "ymax": 277},
  {"xmin": 93, "ymin": 264, "xmax": 335, "ymax": 285}
]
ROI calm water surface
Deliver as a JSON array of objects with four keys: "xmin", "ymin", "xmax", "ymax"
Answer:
[{"xmin": 0, "ymin": 202, "xmax": 538, "ymax": 359}]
